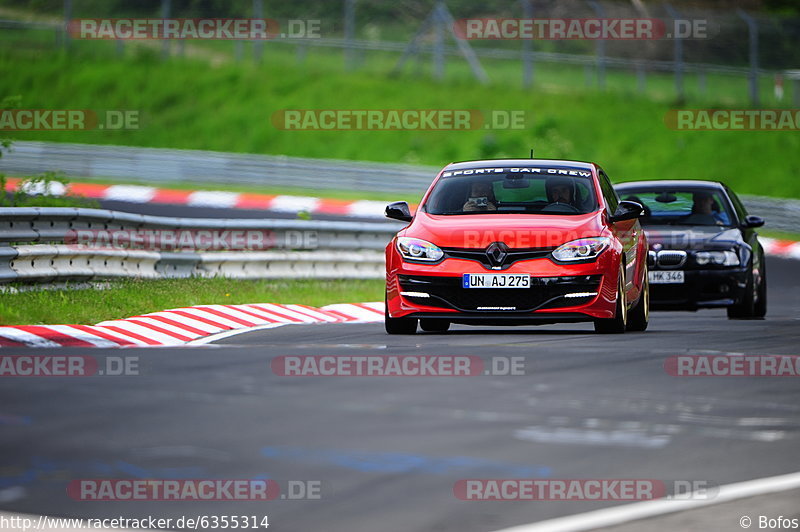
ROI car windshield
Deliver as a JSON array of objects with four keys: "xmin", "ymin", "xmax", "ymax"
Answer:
[
  {"xmin": 618, "ymin": 188, "xmax": 735, "ymax": 227},
  {"xmin": 423, "ymin": 171, "xmax": 599, "ymax": 215}
]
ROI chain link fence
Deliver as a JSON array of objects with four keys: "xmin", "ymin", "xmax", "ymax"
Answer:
[{"xmin": 2, "ymin": 0, "xmax": 799, "ymax": 104}]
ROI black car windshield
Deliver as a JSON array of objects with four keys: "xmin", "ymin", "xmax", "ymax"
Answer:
[
  {"xmin": 423, "ymin": 171, "xmax": 599, "ymax": 215},
  {"xmin": 618, "ymin": 188, "xmax": 736, "ymax": 227}
]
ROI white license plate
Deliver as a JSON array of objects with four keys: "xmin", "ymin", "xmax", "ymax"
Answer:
[
  {"xmin": 463, "ymin": 274, "xmax": 530, "ymax": 289},
  {"xmin": 649, "ymin": 270, "xmax": 685, "ymax": 284}
]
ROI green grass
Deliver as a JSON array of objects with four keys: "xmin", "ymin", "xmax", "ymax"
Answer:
[
  {"xmin": 0, "ymin": 36, "xmax": 798, "ymax": 199},
  {"xmin": 0, "ymin": 278, "xmax": 384, "ymax": 325}
]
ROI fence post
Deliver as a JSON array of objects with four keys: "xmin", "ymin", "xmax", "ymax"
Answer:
[
  {"xmin": 432, "ymin": 3, "xmax": 445, "ymax": 80},
  {"xmin": 737, "ymin": 9, "xmax": 759, "ymax": 107},
  {"xmin": 161, "ymin": 0, "xmax": 171, "ymax": 59},
  {"xmin": 587, "ymin": 0, "xmax": 606, "ymax": 90},
  {"xmin": 63, "ymin": 0, "xmax": 72, "ymax": 50},
  {"xmin": 521, "ymin": 0, "xmax": 534, "ymax": 88},
  {"xmin": 344, "ymin": 0, "xmax": 356, "ymax": 71},
  {"xmin": 665, "ymin": 4, "xmax": 684, "ymax": 101},
  {"xmin": 253, "ymin": 0, "xmax": 264, "ymax": 63}
]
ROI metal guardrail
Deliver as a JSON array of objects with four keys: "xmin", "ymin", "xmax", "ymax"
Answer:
[
  {"xmin": 739, "ymin": 195, "xmax": 800, "ymax": 234},
  {"xmin": 4, "ymin": 141, "xmax": 800, "ymax": 232},
  {"xmin": 0, "ymin": 196, "xmax": 796, "ymax": 284},
  {"xmin": 1, "ymin": 141, "xmax": 438, "ymax": 194},
  {"xmin": 0, "ymin": 206, "xmax": 400, "ymax": 247},
  {"xmin": 0, "ymin": 207, "xmax": 398, "ymax": 282}
]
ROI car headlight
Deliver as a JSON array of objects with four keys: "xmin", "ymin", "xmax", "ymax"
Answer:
[
  {"xmin": 694, "ymin": 250, "xmax": 740, "ymax": 266},
  {"xmin": 552, "ymin": 237, "xmax": 610, "ymax": 262},
  {"xmin": 397, "ymin": 237, "xmax": 444, "ymax": 262}
]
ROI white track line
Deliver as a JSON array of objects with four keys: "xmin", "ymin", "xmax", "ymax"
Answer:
[{"xmin": 491, "ymin": 470, "xmax": 800, "ymax": 532}]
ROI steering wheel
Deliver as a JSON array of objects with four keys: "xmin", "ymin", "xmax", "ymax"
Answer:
[{"xmin": 543, "ymin": 201, "xmax": 580, "ymax": 213}]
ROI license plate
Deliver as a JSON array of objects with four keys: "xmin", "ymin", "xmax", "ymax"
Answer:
[
  {"xmin": 463, "ymin": 274, "xmax": 530, "ymax": 288},
  {"xmin": 649, "ymin": 270, "xmax": 684, "ymax": 284}
]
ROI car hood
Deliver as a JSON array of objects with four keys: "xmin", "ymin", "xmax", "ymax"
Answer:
[
  {"xmin": 402, "ymin": 211, "xmax": 606, "ymax": 249},
  {"xmin": 642, "ymin": 225, "xmax": 744, "ymax": 250}
]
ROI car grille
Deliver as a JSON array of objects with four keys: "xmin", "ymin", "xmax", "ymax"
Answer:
[
  {"xmin": 442, "ymin": 247, "xmax": 554, "ymax": 270},
  {"xmin": 650, "ymin": 250, "xmax": 687, "ymax": 268},
  {"xmin": 399, "ymin": 274, "xmax": 602, "ymax": 312}
]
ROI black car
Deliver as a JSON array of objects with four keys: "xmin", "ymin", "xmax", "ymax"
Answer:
[{"xmin": 614, "ymin": 180, "xmax": 766, "ymax": 319}]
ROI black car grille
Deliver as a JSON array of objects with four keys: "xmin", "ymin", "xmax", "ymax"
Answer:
[
  {"xmin": 649, "ymin": 250, "xmax": 687, "ymax": 268},
  {"xmin": 399, "ymin": 274, "xmax": 602, "ymax": 312},
  {"xmin": 442, "ymin": 247, "xmax": 554, "ymax": 270}
]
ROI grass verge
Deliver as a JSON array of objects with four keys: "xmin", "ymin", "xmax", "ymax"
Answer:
[
  {"xmin": 0, "ymin": 278, "xmax": 384, "ymax": 326},
  {"xmin": 1, "ymin": 42, "xmax": 799, "ymax": 199}
]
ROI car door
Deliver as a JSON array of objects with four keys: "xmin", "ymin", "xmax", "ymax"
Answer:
[
  {"xmin": 598, "ymin": 169, "xmax": 640, "ymax": 299},
  {"xmin": 726, "ymin": 185, "xmax": 763, "ymax": 283}
]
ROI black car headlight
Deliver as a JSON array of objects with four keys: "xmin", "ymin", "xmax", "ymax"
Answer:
[
  {"xmin": 397, "ymin": 237, "xmax": 444, "ymax": 262},
  {"xmin": 694, "ymin": 250, "xmax": 740, "ymax": 266}
]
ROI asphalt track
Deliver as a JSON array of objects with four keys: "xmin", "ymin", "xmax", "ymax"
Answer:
[{"xmin": 1, "ymin": 256, "xmax": 798, "ymax": 531}]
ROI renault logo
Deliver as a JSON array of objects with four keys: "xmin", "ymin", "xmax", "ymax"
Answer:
[{"xmin": 486, "ymin": 242, "xmax": 509, "ymax": 266}]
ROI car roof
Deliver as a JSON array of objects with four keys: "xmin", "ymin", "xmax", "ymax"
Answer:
[
  {"xmin": 444, "ymin": 159, "xmax": 596, "ymax": 171},
  {"xmin": 615, "ymin": 180, "xmax": 727, "ymax": 190}
]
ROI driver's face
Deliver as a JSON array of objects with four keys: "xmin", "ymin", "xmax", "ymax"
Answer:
[
  {"xmin": 471, "ymin": 183, "xmax": 492, "ymax": 197},
  {"xmin": 551, "ymin": 185, "xmax": 572, "ymax": 203}
]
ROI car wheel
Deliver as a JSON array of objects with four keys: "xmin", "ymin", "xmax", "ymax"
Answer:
[
  {"xmin": 384, "ymin": 300, "xmax": 417, "ymax": 334},
  {"xmin": 727, "ymin": 265, "xmax": 756, "ymax": 319},
  {"xmin": 419, "ymin": 319, "xmax": 450, "ymax": 333},
  {"xmin": 626, "ymin": 268, "xmax": 649, "ymax": 332},
  {"xmin": 753, "ymin": 254, "xmax": 767, "ymax": 319},
  {"xmin": 594, "ymin": 272, "xmax": 627, "ymax": 334}
]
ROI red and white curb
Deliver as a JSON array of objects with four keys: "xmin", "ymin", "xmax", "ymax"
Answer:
[
  {"xmin": 0, "ymin": 302, "xmax": 384, "ymax": 348},
  {"xmin": 5, "ymin": 177, "xmax": 409, "ymax": 220},
  {"xmin": 761, "ymin": 237, "xmax": 800, "ymax": 260}
]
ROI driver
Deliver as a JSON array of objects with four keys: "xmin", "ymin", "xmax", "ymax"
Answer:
[
  {"xmin": 545, "ymin": 176, "xmax": 577, "ymax": 206},
  {"xmin": 463, "ymin": 181, "xmax": 497, "ymax": 212},
  {"xmin": 689, "ymin": 191, "xmax": 727, "ymax": 225}
]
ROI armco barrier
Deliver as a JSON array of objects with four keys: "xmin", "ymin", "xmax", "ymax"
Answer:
[
  {"xmin": 0, "ymin": 207, "xmax": 396, "ymax": 282},
  {"xmin": 4, "ymin": 141, "xmax": 800, "ymax": 231},
  {"xmin": 0, "ymin": 207, "xmax": 399, "ymax": 248}
]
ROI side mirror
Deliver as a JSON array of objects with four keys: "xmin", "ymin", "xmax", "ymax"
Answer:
[
  {"xmin": 385, "ymin": 201, "xmax": 413, "ymax": 222},
  {"xmin": 742, "ymin": 214, "xmax": 765, "ymax": 228},
  {"xmin": 610, "ymin": 201, "xmax": 644, "ymax": 223}
]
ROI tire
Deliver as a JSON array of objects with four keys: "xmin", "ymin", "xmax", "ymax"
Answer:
[
  {"xmin": 419, "ymin": 319, "xmax": 450, "ymax": 333},
  {"xmin": 727, "ymin": 264, "xmax": 756, "ymax": 319},
  {"xmin": 626, "ymin": 268, "xmax": 649, "ymax": 332},
  {"xmin": 384, "ymin": 304, "xmax": 417, "ymax": 334},
  {"xmin": 594, "ymin": 272, "xmax": 627, "ymax": 334},
  {"xmin": 753, "ymin": 254, "xmax": 767, "ymax": 319}
]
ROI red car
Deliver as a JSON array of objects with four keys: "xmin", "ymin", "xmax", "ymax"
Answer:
[{"xmin": 384, "ymin": 159, "xmax": 649, "ymax": 334}]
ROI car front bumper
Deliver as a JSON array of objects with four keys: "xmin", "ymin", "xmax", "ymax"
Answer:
[
  {"xmin": 649, "ymin": 267, "xmax": 749, "ymax": 310},
  {"xmin": 386, "ymin": 254, "xmax": 619, "ymax": 322}
]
